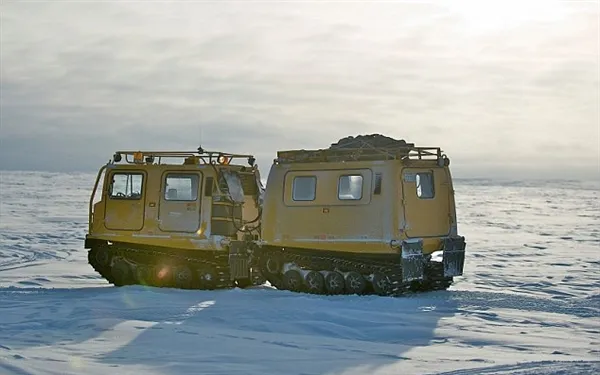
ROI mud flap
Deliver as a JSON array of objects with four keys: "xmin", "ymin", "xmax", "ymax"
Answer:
[
  {"xmin": 228, "ymin": 241, "xmax": 250, "ymax": 280},
  {"xmin": 401, "ymin": 239, "xmax": 425, "ymax": 282},
  {"xmin": 442, "ymin": 236, "xmax": 466, "ymax": 277}
]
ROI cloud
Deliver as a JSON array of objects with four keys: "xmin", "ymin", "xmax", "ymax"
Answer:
[{"xmin": 1, "ymin": 1, "xmax": 598, "ymax": 179}]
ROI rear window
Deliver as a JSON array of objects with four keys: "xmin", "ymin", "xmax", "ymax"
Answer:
[{"xmin": 416, "ymin": 172, "xmax": 434, "ymax": 199}]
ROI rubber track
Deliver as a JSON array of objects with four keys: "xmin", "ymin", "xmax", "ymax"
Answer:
[
  {"xmin": 88, "ymin": 244, "xmax": 264, "ymax": 290},
  {"xmin": 87, "ymin": 244, "xmax": 451, "ymax": 296},
  {"xmin": 257, "ymin": 247, "xmax": 453, "ymax": 296}
]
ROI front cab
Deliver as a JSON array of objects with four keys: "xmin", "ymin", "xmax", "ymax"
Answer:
[{"xmin": 84, "ymin": 147, "xmax": 264, "ymax": 288}]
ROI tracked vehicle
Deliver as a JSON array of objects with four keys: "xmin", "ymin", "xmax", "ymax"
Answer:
[
  {"xmin": 84, "ymin": 134, "xmax": 466, "ymax": 297},
  {"xmin": 253, "ymin": 135, "xmax": 466, "ymax": 296},
  {"xmin": 84, "ymin": 148, "xmax": 265, "ymax": 290}
]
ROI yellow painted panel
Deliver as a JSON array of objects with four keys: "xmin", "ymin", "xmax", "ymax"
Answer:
[
  {"xmin": 87, "ymin": 233, "xmax": 219, "ymax": 251},
  {"xmin": 283, "ymin": 168, "xmax": 373, "ymax": 206},
  {"xmin": 401, "ymin": 167, "xmax": 451, "ymax": 238},
  {"xmin": 158, "ymin": 171, "xmax": 203, "ymax": 233},
  {"xmin": 103, "ymin": 170, "xmax": 146, "ymax": 231}
]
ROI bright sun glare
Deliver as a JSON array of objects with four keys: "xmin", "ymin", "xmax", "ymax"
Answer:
[{"xmin": 444, "ymin": 0, "xmax": 569, "ymax": 34}]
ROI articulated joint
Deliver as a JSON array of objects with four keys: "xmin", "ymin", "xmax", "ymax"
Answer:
[
  {"xmin": 227, "ymin": 240, "xmax": 251, "ymax": 280},
  {"xmin": 253, "ymin": 239, "xmax": 267, "ymax": 248},
  {"xmin": 442, "ymin": 236, "xmax": 466, "ymax": 277},
  {"xmin": 219, "ymin": 237, "xmax": 232, "ymax": 248}
]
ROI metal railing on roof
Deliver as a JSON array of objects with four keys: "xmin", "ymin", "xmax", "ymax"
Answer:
[
  {"xmin": 276, "ymin": 145, "xmax": 442, "ymax": 164},
  {"xmin": 111, "ymin": 147, "xmax": 256, "ymax": 166}
]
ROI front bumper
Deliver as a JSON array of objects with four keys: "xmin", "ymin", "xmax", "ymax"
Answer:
[{"xmin": 84, "ymin": 234, "xmax": 99, "ymax": 249}]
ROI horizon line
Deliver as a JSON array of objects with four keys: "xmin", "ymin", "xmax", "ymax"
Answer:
[{"xmin": 1, "ymin": 168, "xmax": 598, "ymax": 183}]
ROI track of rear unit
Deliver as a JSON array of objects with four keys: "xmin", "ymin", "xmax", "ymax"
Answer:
[{"xmin": 87, "ymin": 242, "xmax": 454, "ymax": 297}]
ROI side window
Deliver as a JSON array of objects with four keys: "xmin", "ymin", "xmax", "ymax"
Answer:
[
  {"xmin": 109, "ymin": 172, "xmax": 143, "ymax": 199},
  {"xmin": 338, "ymin": 175, "xmax": 363, "ymax": 200},
  {"xmin": 374, "ymin": 173, "xmax": 382, "ymax": 195},
  {"xmin": 292, "ymin": 176, "xmax": 316, "ymax": 201},
  {"xmin": 165, "ymin": 174, "xmax": 199, "ymax": 201},
  {"xmin": 416, "ymin": 172, "xmax": 434, "ymax": 199}
]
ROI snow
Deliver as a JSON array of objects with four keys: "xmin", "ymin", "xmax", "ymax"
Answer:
[{"xmin": 1, "ymin": 171, "xmax": 599, "ymax": 375}]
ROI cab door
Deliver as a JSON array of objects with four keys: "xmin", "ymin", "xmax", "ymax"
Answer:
[
  {"xmin": 401, "ymin": 167, "xmax": 451, "ymax": 238},
  {"xmin": 158, "ymin": 172, "xmax": 203, "ymax": 233},
  {"xmin": 104, "ymin": 170, "xmax": 146, "ymax": 231}
]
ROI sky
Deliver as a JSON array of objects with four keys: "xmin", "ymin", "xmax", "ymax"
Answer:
[{"xmin": 1, "ymin": 0, "xmax": 598, "ymax": 180}]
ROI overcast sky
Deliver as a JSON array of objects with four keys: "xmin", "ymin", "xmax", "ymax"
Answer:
[{"xmin": 1, "ymin": 1, "xmax": 598, "ymax": 180}]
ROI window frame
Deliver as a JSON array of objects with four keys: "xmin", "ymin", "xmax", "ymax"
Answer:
[
  {"xmin": 163, "ymin": 173, "xmax": 200, "ymax": 202},
  {"xmin": 292, "ymin": 175, "xmax": 317, "ymax": 201},
  {"xmin": 108, "ymin": 171, "xmax": 144, "ymax": 200},
  {"xmin": 337, "ymin": 174, "xmax": 364, "ymax": 201}
]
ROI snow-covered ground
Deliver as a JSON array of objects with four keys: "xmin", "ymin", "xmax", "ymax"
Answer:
[{"xmin": 1, "ymin": 171, "xmax": 599, "ymax": 375}]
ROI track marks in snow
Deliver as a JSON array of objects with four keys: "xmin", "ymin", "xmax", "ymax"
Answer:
[
  {"xmin": 1, "ymin": 173, "xmax": 90, "ymax": 273},
  {"xmin": 1, "ymin": 284, "xmax": 598, "ymax": 375},
  {"xmin": 431, "ymin": 360, "xmax": 600, "ymax": 375}
]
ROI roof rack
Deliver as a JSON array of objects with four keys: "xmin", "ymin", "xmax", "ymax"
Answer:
[
  {"xmin": 276, "ymin": 145, "xmax": 443, "ymax": 164},
  {"xmin": 111, "ymin": 146, "xmax": 256, "ymax": 166}
]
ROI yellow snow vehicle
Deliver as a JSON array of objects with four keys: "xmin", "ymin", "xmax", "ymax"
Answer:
[
  {"xmin": 254, "ymin": 134, "xmax": 466, "ymax": 296},
  {"xmin": 84, "ymin": 147, "xmax": 265, "ymax": 289},
  {"xmin": 84, "ymin": 134, "xmax": 466, "ymax": 296}
]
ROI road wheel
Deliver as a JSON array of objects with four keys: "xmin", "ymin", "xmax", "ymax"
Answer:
[
  {"xmin": 304, "ymin": 270, "xmax": 325, "ymax": 294},
  {"xmin": 325, "ymin": 272, "xmax": 345, "ymax": 294},
  {"xmin": 283, "ymin": 269, "xmax": 304, "ymax": 292},
  {"xmin": 372, "ymin": 273, "xmax": 391, "ymax": 296},
  {"xmin": 174, "ymin": 265, "xmax": 194, "ymax": 289},
  {"xmin": 111, "ymin": 258, "xmax": 133, "ymax": 286},
  {"xmin": 345, "ymin": 271, "xmax": 367, "ymax": 295}
]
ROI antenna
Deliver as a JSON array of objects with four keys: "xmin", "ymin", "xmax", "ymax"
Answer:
[{"xmin": 198, "ymin": 124, "xmax": 203, "ymax": 147}]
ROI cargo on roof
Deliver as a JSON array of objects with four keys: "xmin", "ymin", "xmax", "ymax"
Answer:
[{"xmin": 276, "ymin": 134, "xmax": 444, "ymax": 164}]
